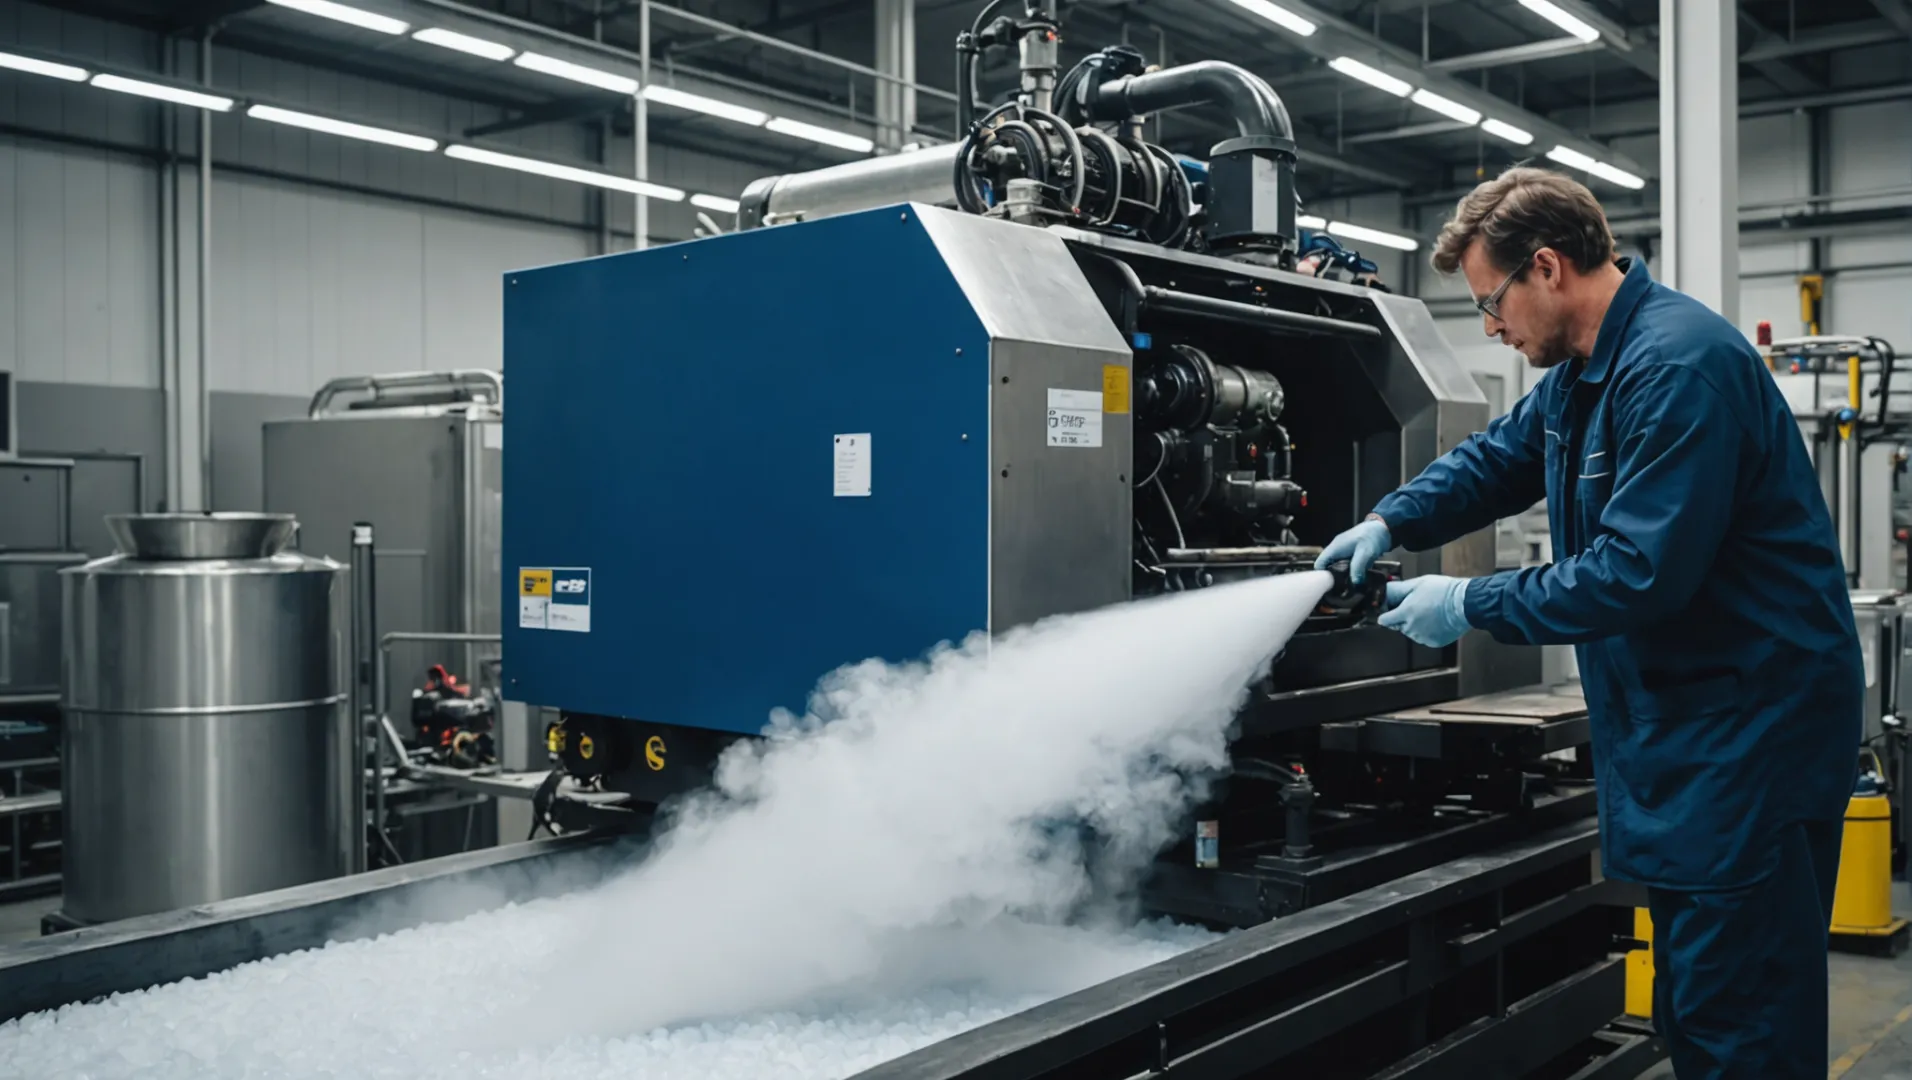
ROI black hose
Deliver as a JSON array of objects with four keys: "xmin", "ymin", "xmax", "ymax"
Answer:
[
  {"xmin": 953, "ymin": 99, "xmax": 1021, "ymax": 214},
  {"xmin": 1093, "ymin": 60, "xmax": 1295, "ymax": 142},
  {"xmin": 1144, "ymin": 143, "xmax": 1194, "ymax": 247},
  {"xmin": 957, "ymin": 0, "xmax": 1017, "ymax": 130},
  {"xmin": 1022, "ymin": 106, "xmax": 1086, "ymax": 211}
]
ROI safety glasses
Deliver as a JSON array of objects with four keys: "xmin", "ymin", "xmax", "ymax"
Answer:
[{"xmin": 1476, "ymin": 251, "xmax": 1535, "ymax": 321}]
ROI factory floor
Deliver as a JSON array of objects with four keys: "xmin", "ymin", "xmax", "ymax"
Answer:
[{"xmin": 1, "ymin": 893, "xmax": 1910, "ymax": 1077}]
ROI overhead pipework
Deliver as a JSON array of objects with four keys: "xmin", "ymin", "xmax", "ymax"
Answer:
[{"xmin": 741, "ymin": 0, "xmax": 1301, "ymax": 265}]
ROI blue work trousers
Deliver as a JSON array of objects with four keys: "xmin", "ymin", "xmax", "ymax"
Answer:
[{"xmin": 1646, "ymin": 818, "xmax": 1844, "ymax": 1079}]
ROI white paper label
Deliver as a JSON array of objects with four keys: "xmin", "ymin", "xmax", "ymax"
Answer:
[
  {"xmin": 517, "ymin": 567, "xmax": 590, "ymax": 632},
  {"xmin": 1047, "ymin": 389, "xmax": 1104, "ymax": 448},
  {"xmin": 482, "ymin": 424, "xmax": 503, "ymax": 450},
  {"xmin": 834, "ymin": 433, "xmax": 871, "ymax": 497}
]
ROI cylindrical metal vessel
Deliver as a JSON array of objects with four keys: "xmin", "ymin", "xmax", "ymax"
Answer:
[{"xmin": 60, "ymin": 513, "xmax": 356, "ymax": 925}]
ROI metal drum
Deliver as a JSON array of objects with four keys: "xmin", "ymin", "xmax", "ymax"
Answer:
[{"xmin": 58, "ymin": 513, "xmax": 357, "ymax": 926}]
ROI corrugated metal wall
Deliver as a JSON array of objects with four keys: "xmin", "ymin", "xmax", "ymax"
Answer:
[{"xmin": 0, "ymin": 1, "xmax": 776, "ymax": 400}]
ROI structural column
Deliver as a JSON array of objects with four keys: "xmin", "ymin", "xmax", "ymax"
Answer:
[
  {"xmin": 1658, "ymin": 0, "xmax": 1738, "ymax": 320},
  {"xmin": 875, "ymin": 0, "xmax": 916, "ymax": 150}
]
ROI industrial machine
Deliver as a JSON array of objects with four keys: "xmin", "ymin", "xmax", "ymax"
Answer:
[
  {"xmin": 265, "ymin": 369, "xmax": 512, "ymax": 858},
  {"xmin": 50, "ymin": 513, "xmax": 356, "ymax": 930},
  {"xmin": 491, "ymin": 7, "xmax": 1639, "ymax": 1075}
]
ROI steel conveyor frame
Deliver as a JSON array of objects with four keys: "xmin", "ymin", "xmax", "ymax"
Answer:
[
  {"xmin": 0, "ymin": 832, "xmax": 624, "ymax": 1022},
  {"xmin": 849, "ymin": 819, "xmax": 1659, "ymax": 1080},
  {"xmin": 1, "ymin": 820, "xmax": 1658, "ymax": 1080}
]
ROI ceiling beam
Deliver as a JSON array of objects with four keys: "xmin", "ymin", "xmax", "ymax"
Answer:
[
  {"xmin": 1869, "ymin": 0, "xmax": 1912, "ymax": 37},
  {"xmin": 1219, "ymin": 0, "xmax": 1654, "ymax": 178},
  {"xmin": 1425, "ymin": 37, "xmax": 1602, "ymax": 72},
  {"xmin": 1739, "ymin": 19, "xmax": 1903, "ymax": 61},
  {"xmin": 1737, "ymin": 11, "xmax": 1824, "ymax": 94},
  {"xmin": 464, "ymin": 96, "xmax": 618, "ymax": 137},
  {"xmin": 1507, "ymin": 0, "xmax": 1659, "ymax": 78}
]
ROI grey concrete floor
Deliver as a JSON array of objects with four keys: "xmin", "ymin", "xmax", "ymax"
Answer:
[
  {"xmin": 0, "ymin": 891, "xmax": 57, "ymax": 945},
  {"xmin": 2, "ymin": 890, "xmax": 1911, "ymax": 1076},
  {"xmin": 1628, "ymin": 914, "xmax": 1912, "ymax": 1080}
]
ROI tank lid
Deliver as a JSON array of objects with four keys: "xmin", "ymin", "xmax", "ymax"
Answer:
[{"xmin": 106, "ymin": 513, "xmax": 298, "ymax": 560}]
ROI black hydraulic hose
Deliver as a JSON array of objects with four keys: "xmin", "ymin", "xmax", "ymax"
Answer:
[{"xmin": 1092, "ymin": 60, "xmax": 1295, "ymax": 142}]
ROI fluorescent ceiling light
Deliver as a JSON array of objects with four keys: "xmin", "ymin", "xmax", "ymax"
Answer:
[
  {"xmin": 263, "ymin": 0, "xmax": 407, "ymax": 35},
  {"xmin": 91, "ymin": 74, "xmax": 234, "ymax": 111},
  {"xmin": 411, "ymin": 28, "xmax": 515, "ymax": 61},
  {"xmin": 1518, "ymin": 0, "xmax": 1601, "ymax": 43},
  {"xmin": 247, "ymin": 105, "xmax": 438, "ymax": 151},
  {"xmin": 1224, "ymin": 0, "xmax": 1317, "ymax": 36},
  {"xmin": 644, "ymin": 85, "xmax": 768, "ymax": 126},
  {"xmin": 513, "ymin": 52, "xmax": 637, "ymax": 95},
  {"xmin": 1328, "ymin": 56, "xmax": 1411, "ymax": 97},
  {"xmin": 1545, "ymin": 145, "xmax": 1645, "ymax": 190},
  {"xmin": 445, "ymin": 145, "xmax": 684, "ymax": 201},
  {"xmin": 1327, "ymin": 221, "xmax": 1420, "ymax": 251},
  {"xmin": 0, "ymin": 51, "xmax": 88, "ymax": 82},
  {"xmin": 765, "ymin": 116, "xmax": 874, "ymax": 153},
  {"xmin": 1545, "ymin": 145, "xmax": 1599, "ymax": 171},
  {"xmin": 691, "ymin": 193, "xmax": 741, "ymax": 214},
  {"xmin": 1588, "ymin": 161, "xmax": 1646, "ymax": 190},
  {"xmin": 1296, "ymin": 213, "xmax": 1328, "ymax": 229},
  {"xmin": 1481, "ymin": 118, "xmax": 1534, "ymax": 145},
  {"xmin": 1409, "ymin": 89, "xmax": 1480, "ymax": 125}
]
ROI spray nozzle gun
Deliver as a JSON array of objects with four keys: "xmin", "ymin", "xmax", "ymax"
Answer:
[{"xmin": 1307, "ymin": 558, "xmax": 1400, "ymax": 631}]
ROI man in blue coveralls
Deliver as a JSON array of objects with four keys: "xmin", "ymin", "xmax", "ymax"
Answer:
[{"xmin": 1317, "ymin": 167, "xmax": 1863, "ymax": 1078}]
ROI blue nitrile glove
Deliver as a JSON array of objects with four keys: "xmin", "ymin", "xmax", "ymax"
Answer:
[
  {"xmin": 1314, "ymin": 517, "xmax": 1392, "ymax": 580},
  {"xmin": 1377, "ymin": 576, "xmax": 1472, "ymax": 648}
]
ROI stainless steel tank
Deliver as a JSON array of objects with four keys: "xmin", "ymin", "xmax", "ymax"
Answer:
[{"xmin": 59, "ymin": 513, "xmax": 358, "ymax": 925}]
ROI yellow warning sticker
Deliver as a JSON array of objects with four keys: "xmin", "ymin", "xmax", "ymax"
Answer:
[
  {"xmin": 1102, "ymin": 365, "xmax": 1131, "ymax": 414},
  {"xmin": 519, "ymin": 569, "xmax": 553, "ymax": 597}
]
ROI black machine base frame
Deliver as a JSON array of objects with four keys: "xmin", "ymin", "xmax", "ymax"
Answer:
[{"xmin": 850, "ymin": 818, "xmax": 1658, "ymax": 1080}]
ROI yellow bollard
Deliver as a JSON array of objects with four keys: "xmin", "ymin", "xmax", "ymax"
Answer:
[
  {"xmin": 1625, "ymin": 907, "xmax": 1654, "ymax": 1019},
  {"xmin": 1829, "ymin": 793, "xmax": 1910, "ymax": 956}
]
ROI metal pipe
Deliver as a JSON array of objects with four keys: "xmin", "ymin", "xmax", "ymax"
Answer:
[
  {"xmin": 740, "ymin": 142, "xmax": 961, "ymax": 228},
  {"xmin": 1847, "ymin": 427, "xmax": 1863, "ymax": 587},
  {"xmin": 648, "ymin": 1, "xmax": 957, "ymax": 101},
  {"xmin": 1141, "ymin": 286, "xmax": 1384, "ymax": 339},
  {"xmin": 197, "ymin": 29, "xmax": 212, "ymax": 511},
  {"xmin": 1092, "ymin": 61, "xmax": 1294, "ymax": 142},
  {"xmin": 349, "ymin": 523, "xmax": 375, "ymax": 874},
  {"xmin": 308, "ymin": 370, "xmax": 503, "ymax": 417},
  {"xmin": 637, "ymin": 1, "xmax": 651, "ymax": 251}
]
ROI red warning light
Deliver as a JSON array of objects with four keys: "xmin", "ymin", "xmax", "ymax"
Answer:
[{"xmin": 1756, "ymin": 320, "xmax": 1773, "ymax": 347}]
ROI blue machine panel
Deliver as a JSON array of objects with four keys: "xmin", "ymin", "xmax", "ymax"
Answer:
[{"xmin": 502, "ymin": 206, "xmax": 993, "ymax": 734}]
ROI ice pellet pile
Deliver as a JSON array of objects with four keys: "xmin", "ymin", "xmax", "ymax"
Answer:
[
  {"xmin": 2, "ymin": 573, "xmax": 1326, "ymax": 1079},
  {"xmin": 0, "ymin": 891, "xmax": 1218, "ymax": 1080}
]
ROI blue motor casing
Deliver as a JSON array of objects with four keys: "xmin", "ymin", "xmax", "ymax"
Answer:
[{"xmin": 502, "ymin": 204, "xmax": 1133, "ymax": 735}]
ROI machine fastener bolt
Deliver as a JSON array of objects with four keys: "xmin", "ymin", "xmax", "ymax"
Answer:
[
  {"xmin": 1001, "ymin": 468, "xmax": 1010, "ymax": 477},
  {"xmin": 1001, "ymin": 375, "xmax": 1010, "ymax": 384},
  {"xmin": 961, "ymin": 434, "xmax": 969, "ymax": 441},
  {"xmin": 955, "ymin": 347, "xmax": 963, "ymax": 356}
]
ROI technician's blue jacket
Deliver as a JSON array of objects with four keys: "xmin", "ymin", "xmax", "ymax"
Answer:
[{"xmin": 1373, "ymin": 258, "xmax": 1863, "ymax": 889}]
